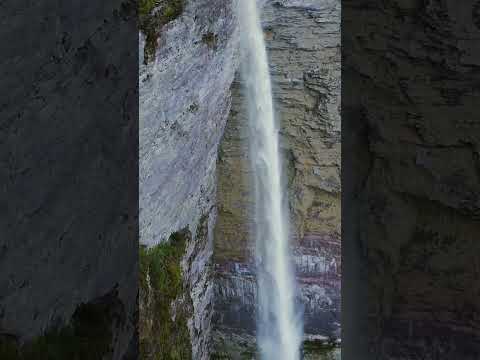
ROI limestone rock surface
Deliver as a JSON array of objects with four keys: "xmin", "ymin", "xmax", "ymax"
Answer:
[{"xmin": 139, "ymin": 0, "xmax": 239, "ymax": 358}]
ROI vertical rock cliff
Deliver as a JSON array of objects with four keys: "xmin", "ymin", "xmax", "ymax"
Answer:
[
  {"xmin": 343, "ymin": 0, "xmax": 480, "ymax": 358},
  {"xmin": 1, "ymin": 1, "xmax": 137, "ymax": 358},
  {"xmin": 212, "ymin": 0, "xmax": 341, "ymax": 358},
  {"xmin": 139, "ymin": 0, "xmax": 238, "ymax": 358},
  {"xmin": 139, "ymin": 0, "xmax": 341, "ymax": 358}
]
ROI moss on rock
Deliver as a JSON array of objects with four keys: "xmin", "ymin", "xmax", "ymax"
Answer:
[
  {"xmin": 139, "ymin": 229, "xmax": 192, "ymax": 360},
  {"xmin": 302, "ymin": 340, "xmax": 341, "ymax": 360},
  {"xmin": 139, "ymin": 0, "xmax": 184, "ymax": 64},
  {"xmin": 211, "ymin": 338, "xmax": 340, "ymax": 360}
]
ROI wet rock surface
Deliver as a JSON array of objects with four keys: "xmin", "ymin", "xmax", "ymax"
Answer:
[
  {"xmin": 140, "ymin": 0, "xmax": 341, "ymax": 358},
  {"xmin": 213, "ymin": 0, "xmax": 341, "ymax": 357}
]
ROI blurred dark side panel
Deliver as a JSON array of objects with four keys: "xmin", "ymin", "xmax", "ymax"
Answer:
[
  {"xmin": 0, "ymin": 0, "xmax": 138, "ymax": 359},
  {"xmin": 343, "ymin": 0, "xmax": 480, "ymax": 359}
]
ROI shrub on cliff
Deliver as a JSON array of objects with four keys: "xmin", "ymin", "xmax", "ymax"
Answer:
[
  {"xmin": 139, "ymin": 0, "xmax": 184, "ymax": 64},
  {"xmin": 139, "ymin": 229, "xmax": 192, "ymax": 360}
]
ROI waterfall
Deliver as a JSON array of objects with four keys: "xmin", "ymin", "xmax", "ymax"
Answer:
[{"xmin": 237, "ymin": 1, "xmax": 303, "ymax": 359}]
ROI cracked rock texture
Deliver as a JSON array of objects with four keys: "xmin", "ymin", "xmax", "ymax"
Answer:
[
  {"xmin": 139, "ymin": 0, "xmax": 239, "ymax": 358},
  {"xmin": 343, "ymin": 0, "xmax": 480, "ymax": 358},
  {"xmin": 213, "ymin": 0, "xmax": 341, "ymax": 357}
]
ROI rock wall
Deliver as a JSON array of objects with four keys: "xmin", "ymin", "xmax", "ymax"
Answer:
[
  {"xmin": 1, "ymin": 1, "xmax": 137, "ymax": 358},
  {"xmin": 139, "ymin": 0, "xmax": 238, "ymax": 247},
  {"xmin": 139, "ymin": 0, "xmax": 239, "ymax": 358},
  {"xmin": 212, "ymin": 0, "xmax": 341, "ymax": 357},
  {"xmin": 140, "ymin": 0, "xmax": 342, "ymax": 358},
  {"xmin": 343, "ymin": 0, "xmax": 480, "ymax": 358}
]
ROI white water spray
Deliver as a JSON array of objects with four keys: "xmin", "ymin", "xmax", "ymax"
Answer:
[{"xmin": 237, "ymin": 1, "xmax": 303, "ymax": 359}]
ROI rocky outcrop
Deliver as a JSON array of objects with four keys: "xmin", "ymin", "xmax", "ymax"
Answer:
[
  {"xmin": 139, "ymin": 0, "xmax": 239, "ymax": 358},
  {"xmin": 343, "ymin": 0, "xmax": 480, "ymax": 358},
  {"xmin": 212, "ymin": 0, "xmax": 341, "ymax": 357}
]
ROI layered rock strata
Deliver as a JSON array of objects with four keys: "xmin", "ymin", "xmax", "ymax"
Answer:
[
  {"xmin": 140, "ymin": 0, "xmax": 342, "ymax": 358},
  {"xmin": 212, "ymin": 0, "xmax": 341, "ymax": 357}
]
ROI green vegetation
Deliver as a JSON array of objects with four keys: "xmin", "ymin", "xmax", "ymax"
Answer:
[
  {"xmin": 211, "ymin": 348, "xmax": 256, "ymax": 360},
  {"xmin": 212, "ymin": 340, "xmax": 339, "ymax": 360},
  {"xmin": 138, "ymin": 0, "xmax": 159, "ymax": 18},
  {"xmin": 211, "ymin": 332, "xmax": 258, "ymax": 360},
  {"xmin": 139, "ymin": 0, "xmax": 184, "ymax": 64},
  {"xmin": 139, "ymin": 229, "xmax": 192, "ymax": 360},
  {"xmin": 303, "ymin": 340, "xmax": 341, "ymax": 360},
  {"xmin": 0, "ymin": 293, "xmax": 117, "ymax": 360}
]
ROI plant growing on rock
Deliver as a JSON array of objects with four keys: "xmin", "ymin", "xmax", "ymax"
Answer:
[
  {"xmin": 139, "ymin": 0, "xmax": 184, "ymax": 64},
  {"xmin": 139, "ymin": 229, "xmax": 192, "ymax": 360}
]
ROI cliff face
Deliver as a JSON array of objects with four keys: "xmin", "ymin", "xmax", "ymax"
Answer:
[
  {"xmin": 1, "ymin": 1, "xmax": 137, "ymax": 358},
  {"xmin": 139, "ymin": 0, "xmax": 238, "ymax": 248},
  {"xmin": 343, "ymin": 0, "xmax": 480, "ymax": 358},
  {"xmin": 140, "ymin": 0, "xmax": 341, "ymax": 358},
  {"xmin": 212, "ymin": 0, "xmax": 341, "ymax": 357},
  {"xmin": 139, "ymin": 0, "xmax": 238, "ymax": 358}
]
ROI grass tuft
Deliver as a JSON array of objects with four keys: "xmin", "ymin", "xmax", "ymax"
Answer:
[{"xmin": 139, "ymin": 229, "xmax": 192, "ymax": 360}]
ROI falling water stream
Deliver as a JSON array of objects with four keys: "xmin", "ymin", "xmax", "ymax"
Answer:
[{"xmin": 237, "ymin": 1, "xmax": 303, "ymax": 359}]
